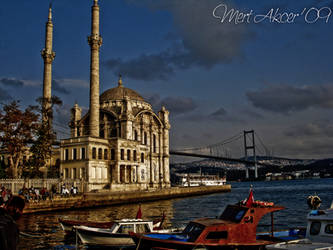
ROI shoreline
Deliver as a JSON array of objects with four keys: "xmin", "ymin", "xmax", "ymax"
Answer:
[{"xmin": 23, "ymin": 185, "xmax": 231, "ymax": 214}]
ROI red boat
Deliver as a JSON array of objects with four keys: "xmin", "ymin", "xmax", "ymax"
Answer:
[{"xmin": 131, "ymin": 191, "xmax": 288, "ymax": 250}]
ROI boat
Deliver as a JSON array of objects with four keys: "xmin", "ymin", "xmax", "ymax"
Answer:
[
  {"xmin": 179, "ymin": 173, "xmax": 226, "ymax": 187},
  {"xmin": 59, "ymin": 205, "xmax": 165, "ymax": 234},
  {"xmin": 75, "ymin": 218, "xmax": 173, "ymax": 246},
  {"xmin": 130, "ymin": 189, "xmax": 292, "ymax": 250},
  {"xmin": 267, "ymin": 195, "xmax": 333, "ymax": 249},
  {"xmin": 59, "ymin": 218, "xmax": 114, "ymax": 234}
]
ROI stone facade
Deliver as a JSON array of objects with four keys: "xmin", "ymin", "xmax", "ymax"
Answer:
[
  {"xmin": 61, "ymin": 79, "xmax": 171, "ymax": 191},
  {"xmin": 60, "ymin": 0, "xmax": 171, "ymax": 192}
]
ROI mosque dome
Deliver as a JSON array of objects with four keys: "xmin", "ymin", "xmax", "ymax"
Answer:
[{"xmin": 100, "ymin": 77, "xmax": 145, "ymax": 103}]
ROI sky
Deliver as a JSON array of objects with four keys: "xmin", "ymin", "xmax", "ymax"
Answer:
[{"xmin": 0, "ymin": 0, "xmax": 333, "ymax": 160}]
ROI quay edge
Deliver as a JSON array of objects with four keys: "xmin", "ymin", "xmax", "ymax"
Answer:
[{"xmin": 23, "ymin": 185, "xmax": 231, "ymax": 214}]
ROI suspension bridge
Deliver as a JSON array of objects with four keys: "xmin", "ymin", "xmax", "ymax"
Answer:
[{"xmin": 53, "ymin": 121, "xmax": 276, "ymax": 179}]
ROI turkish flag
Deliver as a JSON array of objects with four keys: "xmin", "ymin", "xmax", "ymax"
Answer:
[
  {"xmin": 245, "ymin": 189, "xmax": 254, "ymax": 208},
  {"xmin": 136, "ymin": 205, "xmax": 142, "ymax": 219}
]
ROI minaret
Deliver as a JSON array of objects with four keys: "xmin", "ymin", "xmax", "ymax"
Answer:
[
  {"xmin": 41, "ymin": 4, "xmax": 55, "ymax": 123},
  {"xmin": 88, "ymin": 0, "xmax": 102, "ymax": 137}
]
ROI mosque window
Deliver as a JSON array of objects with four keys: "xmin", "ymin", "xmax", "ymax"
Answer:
[
  {"xmin": 73, "ymin": 148, "xmax": 77, "ymax": 160},
  {"xmin": 92, "ymin": 147, "xmax": 97, "ymax": 159},
  {"xmin": 153, "ymin": 134, "xmax": 156, "ymax": 153},
  {"xmin": 141, "ymin": 153, "xmax": 144, "ymax": 163},
  {"xmin": 133, "ymin": 150, "xmax": 137, "ymax": 161},
  {"xmin": 104, "ymin": 149, "xmax": 108, "ymax": 160},
  {"xmin": 98, "ymin": 148, "xmax": 103, "ymax": 159},
  {"xmin": 144, "ymin": 132, "xmax": 147, "ymax": 145},
  {"xmin": 65, "ymin": 149, "xmax": 69, "ymax": 161},
  {"xmin": 127, "ymin": 149, "xmax": 131, "ymax": 161},
  {"xmin": 111, "ymin": 149, "xmax": 115, "ymax": 160},
  {"xmin": 121, "ymin": 149, "xmax": 124, "ymax": 160},
  {"xmin": 81, "ymin": 148, "xmax": 86, "ymax": 159}
]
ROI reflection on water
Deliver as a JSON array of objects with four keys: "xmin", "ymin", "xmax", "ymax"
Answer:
[{"xmin": 17, "ymin": 178, "xmax": 333, "ymax": 249}]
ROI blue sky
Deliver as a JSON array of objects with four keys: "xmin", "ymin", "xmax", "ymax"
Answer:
[{"xmin": 1, "ymin": 0, "xmax": 333, "ymax": 159}]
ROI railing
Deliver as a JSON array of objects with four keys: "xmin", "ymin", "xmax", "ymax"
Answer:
[{"xmin": 0, "ymin": 178, "xmax": 83, "ymax": 194}]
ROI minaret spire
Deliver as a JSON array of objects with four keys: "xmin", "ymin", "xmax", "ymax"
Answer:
[
  {"xmin": 88, "ymin": 0, "xmax": 102, "ymax": 137},
  {"xmin": 41, "ymin": 4, "xmax": 56, "ymax": 125}
]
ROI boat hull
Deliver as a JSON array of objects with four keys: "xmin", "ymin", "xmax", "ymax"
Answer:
[
  {"xmin": 77, "ymin": 228, "xmax": 134, "ymax": 246},
  {"xmin": 131, "ymin": 234, "xmax": 269, "ymax": 250}
]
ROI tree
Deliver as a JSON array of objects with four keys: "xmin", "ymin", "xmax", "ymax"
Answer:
[
  {"xmin": 28, "ymin": 96, "xmax": 62, "ymax": 177},
  {"xmin": 0, "ymin": 101, "xmax": 39, "ymax": 178}
]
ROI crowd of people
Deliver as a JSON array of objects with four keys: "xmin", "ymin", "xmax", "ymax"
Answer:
[{"xmin": 0, "ymin": 184, "xmax": 80, "ymax": 205}]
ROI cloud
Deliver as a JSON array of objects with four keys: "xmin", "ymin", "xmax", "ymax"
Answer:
[
  {"xmin": 0, "ymin": 78, "xmax": 24, "ymax": 87},
  {"xmin": 240, "ymin": 108, "xmax": 264, "ymax": 119},
  {"xmin": 145, "ymin": 94, "xmax": 198, "ymax": 115},
  {"xmin": 52, "ymin": 79, "xmax": 70, "ymax": 95},
  {"xmin": 183, "ymin": 107, "xmax": 243, "ymax": 123},
  {"xmin": 246, "ymin": 84, "xmax": 333, "ymax": 114},
  {"xmin": 0, "ymin": 86, "xmax": 11, "ymax": 101},
  {"xmin": 210, "ymin": 107, "xmax": 227, "ymax": 117},
  {"xmin": 285, "ymin": 121, "xmax": 333, "ymax": 138},
  {"xmin": 106, "ymin": 0, "xmax": 254, "ymax": 81}
]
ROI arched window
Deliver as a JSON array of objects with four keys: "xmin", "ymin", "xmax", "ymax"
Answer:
[
  {"xmin": 92, "ymin": 147, "xmax": 97, "ymax": 159},
  {"xmin": 121, "ymin": 149, "xmax": 124, "ymax": 160},
  {"xmin": 111, "ymin": 149, "xmax": 115, "ymax": 160},
  {"xmin": 127, "ymin": 149, "xmax": 131, "ymax": 161},
  {"xmin": 133, "ymin": 150, "xmax": 137, "ymax": 161},
  {"xmin": 104, "ymin": 149, "xmax": 108, "ymax": 160},
  {"xmin": 81, "ymin": 148, "xmax": 86, "ymax": 159},
  {"xmin": 153, "ymin": 134, "xmax": 156, "ymax": 153},
  {"xmin": 144, "ymin": 132, "xmax": 147, "ymax": 145},
  {"xmin": 141, "ymin": 153, "xmax": 144, "ymax": 163},
  {"xmin": 73, "ymin": 148, "xmax": 77, "ymax": 160},
  {"xmin": 65, "ymin": 149, "xmax": 69, "ymax": 161},
  {"xmin": 134, "ymin": 130, "xmax": 138, "ymax": 141},
  {"xmin": 98, "ymin": 148, "xmax": 102, "ymax": 159}
]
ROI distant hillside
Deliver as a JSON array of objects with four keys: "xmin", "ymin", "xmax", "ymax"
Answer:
[{"xmin": 170, "ymin": 156, "xmax": 333, "ymax": 181}]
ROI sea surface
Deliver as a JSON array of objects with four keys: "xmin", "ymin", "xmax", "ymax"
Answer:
[{"xmin": 17, "ymin": 178, "xmax": 333, "ymax": 249}]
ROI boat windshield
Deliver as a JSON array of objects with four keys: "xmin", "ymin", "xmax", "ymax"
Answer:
[
  {"xmin": 117, "ymin": 224, "xmax": 135, "ymax": 234},
  {"xmin": 219, "ymin": 205, "xmax": 248, "ymax": 223},
  {"xmin": 182, "ymin": 222, "xmax": 205, "ymax": 242}
]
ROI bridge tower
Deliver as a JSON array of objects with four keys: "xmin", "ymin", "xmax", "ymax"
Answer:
[{"xmin": 244, "ymin": 130, "xmax": 257, "ymax": 179}]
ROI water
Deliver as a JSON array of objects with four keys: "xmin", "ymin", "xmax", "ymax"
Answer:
[{"xmin": 17, "ymin": 178, "xmax": 333, "ymax": 249}]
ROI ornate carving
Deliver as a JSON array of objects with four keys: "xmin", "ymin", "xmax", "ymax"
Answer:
[
  {"xmin": 41, "ymin": 49, "xmax": 55, "ymax": 62},
  {"xmin": 88, "ymin": 34, "xmax": 103, "ymax": 48}
]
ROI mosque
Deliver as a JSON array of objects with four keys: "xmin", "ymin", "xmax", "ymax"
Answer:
[{"xmin": 41, "ymin": 0, "xmax": 171, "ymax": 191}]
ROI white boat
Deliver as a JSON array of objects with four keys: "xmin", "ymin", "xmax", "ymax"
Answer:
[
  {"xmin": 267, "ymin": 196, "xmax": 333, "ymax": 249},
  {"xmin": 75, "ymin": 218, "xmax": 172, "ymax": 246},
  {"xmin": 179, "ymin": 174, "xmax": 226, "ymax": 187}
]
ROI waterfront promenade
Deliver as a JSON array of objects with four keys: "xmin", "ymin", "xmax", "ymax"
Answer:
[{"xmin": 23, "ymin": 185, "xmax": 231, "ymax": 213}]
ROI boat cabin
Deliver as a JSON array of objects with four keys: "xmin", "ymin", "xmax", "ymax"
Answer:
[{"xmin": 306, "ymin": 208, "xmax": 333, "ymax": 243}]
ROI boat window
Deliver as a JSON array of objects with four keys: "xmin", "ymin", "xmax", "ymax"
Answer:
[
  {"xmin": 310, "ymin": 222, "xmax": 321, "ymax": 235},
  {"xmin": 136, "ymin": 223, "xmax": 151, "ymax": 233},
  {"xmin": 117, "ymin": 224, "xmax": 134, "ymax": 234},
  {"xmin": 206, "ymin": 231, "xmax": 228, "ymax": 239},
  {"xmin": 325, "ymin": 224, "xmax": 333, "ymax": 234},
  {"xmin": 182, "ymin": 223, "xmax": 205, "ymax": 242},
  {"xmin": 220, "ymin": 205, "xmax": 248, "ymax": 223}
]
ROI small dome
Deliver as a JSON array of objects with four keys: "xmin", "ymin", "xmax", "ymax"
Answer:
[{"xmin": 100, "ymin": 85, "xmax": 145, "ymax": 103}]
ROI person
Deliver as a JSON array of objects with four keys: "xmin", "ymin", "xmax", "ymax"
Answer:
[{"xmin": 0, "ymin": 195, "xmax": 25, "ymax": 250}]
